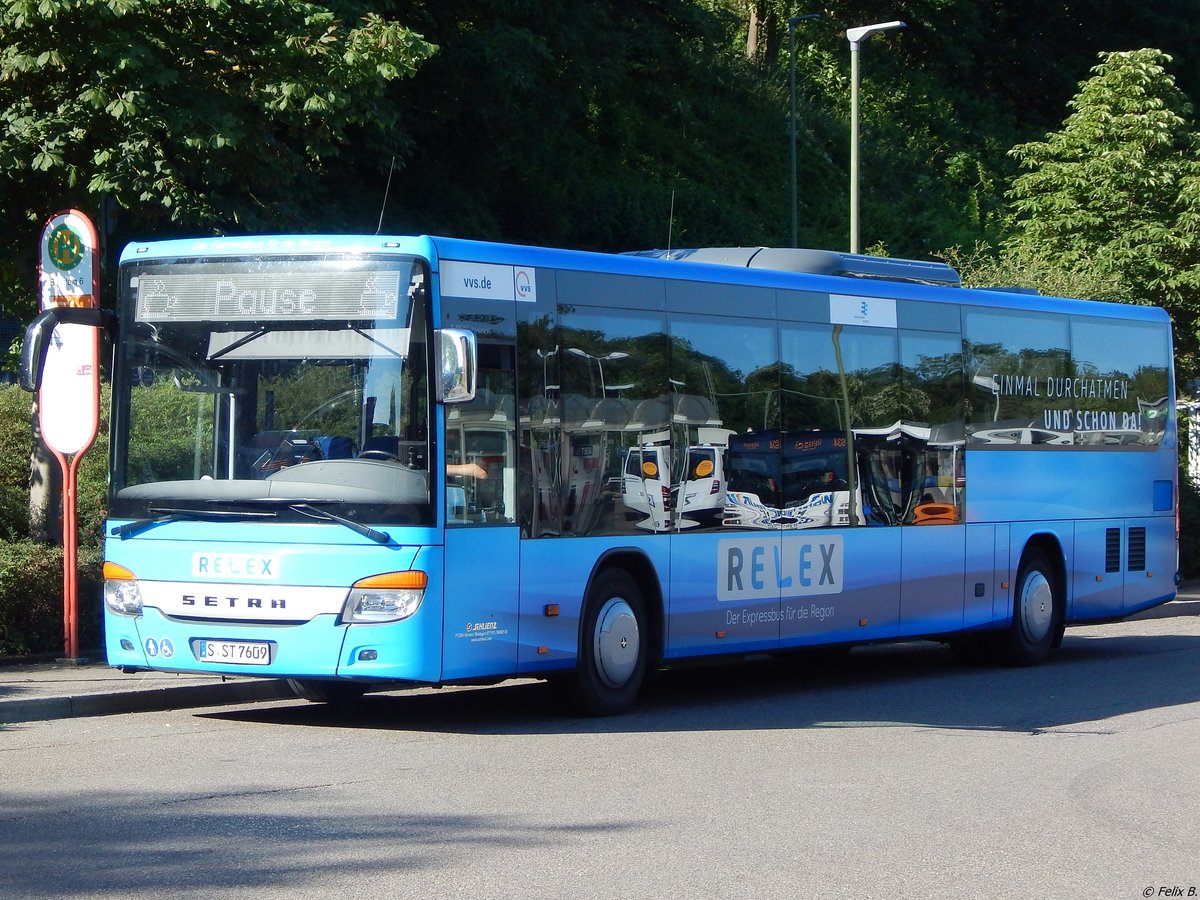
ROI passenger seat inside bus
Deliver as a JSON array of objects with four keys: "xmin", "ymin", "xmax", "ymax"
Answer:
[
  {"xmin": 912, "ymin": 502, "xmax": 958, "ymax": 525},
  {"xmin": 316, "ymin": 436, "xmax": 355, "ymax": 459}
]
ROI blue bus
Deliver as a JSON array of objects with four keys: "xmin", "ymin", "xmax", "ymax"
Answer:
[{"xmin": 24, "ymin": 236, "xmax": 1178, "ymax": 713}]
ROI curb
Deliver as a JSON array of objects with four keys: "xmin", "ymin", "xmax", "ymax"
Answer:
[{"xmin": 0, "ymin": 678, "xmax": 295, "ymax": 725}]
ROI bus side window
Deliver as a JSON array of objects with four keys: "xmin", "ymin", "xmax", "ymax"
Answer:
[{"xmin": 446, "ymin": 343, "xmax": 516, "ymax": 525}]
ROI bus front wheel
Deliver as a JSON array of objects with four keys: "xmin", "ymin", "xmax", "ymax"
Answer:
[
  {"xmin": 994, "ymin": 548, "xmax": 1061, "ymax": 666},
  {"xmin": 574, "ymin": 569, "xmax": 648, "ymax": 716}
]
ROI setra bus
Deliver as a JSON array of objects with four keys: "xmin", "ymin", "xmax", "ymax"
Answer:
[{"xmin": 23, "ymin": 236, "xmax": 1179, "ymax": 713}]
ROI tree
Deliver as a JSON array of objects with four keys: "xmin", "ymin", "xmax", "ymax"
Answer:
[
  {"xmin": 1003, "ymin": 49, "xmax": 1200, "ymax": 376},
  {"xmin": 380, "ymin": 0, "xmax": 827, "ymax": 253},
  {"xmin": 0, "ymin": 0, "xmax": 436, "ymax": 325}
]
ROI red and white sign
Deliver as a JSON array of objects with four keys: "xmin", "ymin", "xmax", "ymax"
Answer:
[{"xmin": 37, "ymin": 209, "xmax": 100, "ymax": 456}]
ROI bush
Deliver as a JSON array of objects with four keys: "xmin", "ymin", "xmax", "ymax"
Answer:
[
  {"xmin": 1180, "ymin": 477, "xmax": 1200, "ymax": 580},
  {"xmin": 0, "ymin": 382, "xmax": 108, "ymax": 655},
  {"xmin": 0, "ymin": 382, "xmax": 108, "ymax": 545},
  {"xmin": 76, "ymin": 385, "xmax": 110, "ymax": 550},
  {"xmin": 0, "ymin": 383, "xmax": 32, "ymax": 541},
  {"xmin": 0, "ymin": 540, "xmax": 103, "ymax": 656}
]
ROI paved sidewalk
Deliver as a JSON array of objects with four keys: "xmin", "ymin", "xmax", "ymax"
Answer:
[{"xmin": 0, "ymin": 660, "xmax": 293, "ymax": 724}]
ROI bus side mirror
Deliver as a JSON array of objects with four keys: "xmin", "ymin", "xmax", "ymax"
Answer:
[
  {"xmin": 436, "ymin": 328, "xmax": 476, "ymax": 404},
  {"xmin": 19, "ymin": 307, "xmax": 112, "ymax": 392}
]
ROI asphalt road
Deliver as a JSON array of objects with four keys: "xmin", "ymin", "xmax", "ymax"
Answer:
[{"xmin": 2, "ymin": 603, "xmax": 1198, "ymax": 899}]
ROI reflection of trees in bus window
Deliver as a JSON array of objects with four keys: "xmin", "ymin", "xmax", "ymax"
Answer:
[
  {"xmin": 894, "ymin": 329, "xmax": 965, "ymax": 522},
  {"xmin": 780, "ymin": 323, "xmax": 901, "ymax": 431},
  {"xmin": 899, "ymin": 330, "xmax": 963, "ymax": 432},
  {"xmin": 670, "ymin": 316, "xmax": 775, "ymax": 532},
  {"xmin": 774, "ymin": 323, "xmax": 968, "ymax": 527},
  {"xmin": 548, "ymin": 306, "xmax": 667, "ymax": 536},
  {"xmin": 1070, "ymin": 317, "xmax": 1171, "ymax": 446},
  {"xmin": 964, "ymin": 310, "xmax": 1070, "ymax": 443}
]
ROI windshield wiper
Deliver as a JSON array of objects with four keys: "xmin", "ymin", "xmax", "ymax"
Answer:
[
  {"xmin": 111, "ymin": 507, "xmax": 277, "ymax": 539},
  {"xmin": 288, "ymin": 502, "xmax": 392, "ymax": 545},
  {"xmin": 112, "ymin": 499, "xmax": 391, "ymax": 545},
  {"xmin": 207, "ymin": 327, "xmax": 270, "ymax": 361},
  {"xmin": 192, "ymin": 496, "xmax": 393, "ymax": 544}
]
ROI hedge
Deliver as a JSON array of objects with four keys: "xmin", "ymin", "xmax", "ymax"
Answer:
[
  {"xmin": 1, "ymin": 383, "xmax": 108, "ymax": 656},
  {"xmin": 0, "ymin": 541, "xmax": 103, "ymax": 656}
]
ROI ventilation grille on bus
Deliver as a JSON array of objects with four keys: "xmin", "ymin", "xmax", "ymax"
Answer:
[
  {"xmin": 1105, "ymin": 528, "xmax": 1121, "ymax": 573},
  {"xmin": 1128, "ymin": 527, "xmax": 1147, "ymax": 572}
]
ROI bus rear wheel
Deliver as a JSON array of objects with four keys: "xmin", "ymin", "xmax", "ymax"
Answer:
[
  {"xmin": 992, "ymin": 548, "xmax": 1061, "ymax": 666},
  {"xmin": 287, "ymin": 678, "xmax": 367, "ymax": 705},
  {"xmin": 574, "ymin": 569, "xmax": 648, "ymax": 716}
]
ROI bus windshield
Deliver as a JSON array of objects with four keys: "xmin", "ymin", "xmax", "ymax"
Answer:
[{"xmin": 109, "ymin": 253, "xmax": 433, "ymax": 525}]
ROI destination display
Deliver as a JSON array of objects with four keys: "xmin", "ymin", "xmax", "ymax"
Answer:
[{"xmin": 133, "ymin": 264, "xmax": 402, "ymax": 322}]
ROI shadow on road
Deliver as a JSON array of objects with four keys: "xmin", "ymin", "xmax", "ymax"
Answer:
[{"xmin": 202, "ymin": 623, "xmax": 1200, "ymax": 737}]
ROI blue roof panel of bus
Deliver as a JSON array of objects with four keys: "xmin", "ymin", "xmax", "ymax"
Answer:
[{"xmin": 119, "ymin": 234, "xmax": 1171, "ymax": 325}]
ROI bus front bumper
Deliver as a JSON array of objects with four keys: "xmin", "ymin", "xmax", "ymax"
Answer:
[{"xmin": 104, "ymin": 606, "xmax": 442, "ymax": 683}]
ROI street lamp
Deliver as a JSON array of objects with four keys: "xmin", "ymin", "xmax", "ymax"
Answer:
[
  {"xmin": 846, "ymin": 20, "xmax": 905, "ymax": 254},
  {"xmin": 566, "ymin": 348, "xmax": 630, "ymax": 395},
  {"xmin": 535, "ymin": 346, "xmax": 558, "ymax": 395},
  {"xmin": 788, "ymin": 13, "xmax": 821, "ymax": 248}
]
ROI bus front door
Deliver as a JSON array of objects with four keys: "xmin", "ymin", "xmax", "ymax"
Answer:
[
  {"xmin": 442, "ymin": 523, "xmax": 520, "ymax": 681},
  {"xmin": 441, "ymin": 385, "xmax": 521, "ymax": 681}
]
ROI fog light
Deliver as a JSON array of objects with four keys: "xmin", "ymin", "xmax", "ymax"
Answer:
[
  {"xmin": 357, "ymin": 649, "xmax": 378, "ymax": 661},
  {"xmin": 120, "ymin": 639, "xmax": 135, "ymax": 651}
]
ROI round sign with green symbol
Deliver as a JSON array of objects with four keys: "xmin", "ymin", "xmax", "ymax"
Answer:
[{"xmin": 47, "ymin": 224, "xmax": 85, "ymax": 270}]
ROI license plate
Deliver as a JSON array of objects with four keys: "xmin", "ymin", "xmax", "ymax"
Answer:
[{"xmin": 195, "ymin": 639, "xmax": 271, "ymax": 666}]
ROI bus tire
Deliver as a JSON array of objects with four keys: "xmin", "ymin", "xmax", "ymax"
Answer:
[
  {"xmin": 287, "ymin": 678, "xmax": 367, "ymax": 705},
  {"xmin": 993, "ymin": 548, "xmax": 1061, "ymax": 666},
  {"xmin": 574, "ymin": 568, "xmax": 648, "ymax": 716}
]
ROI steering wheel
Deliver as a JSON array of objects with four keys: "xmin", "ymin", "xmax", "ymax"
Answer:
[{"xmin": 357, "ymin": 449, "xmax": 400, "ymax": 462}]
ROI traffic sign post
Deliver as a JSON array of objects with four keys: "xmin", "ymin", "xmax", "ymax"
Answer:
[{"xmin": 37, "ymin": 210, "xmax": 101, "ymax": 663}]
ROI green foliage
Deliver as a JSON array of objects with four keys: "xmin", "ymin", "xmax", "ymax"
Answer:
[
  {"xmin": 1179, "ymin": 408, "xmax": 1200, "ymax": 579},
  {"xmin": 0, "ymin": 382, "xmax": 108, "ymax": 655},
  {"xmin": 0, "ymin": 0, "xmax": 436, "ymax": 324},
  {"xmin": 1005, "ymin": 50, "xmax": 1200, "ymax": 376},
  {"xmin": 0, "ymin": 383, "xmax": 109, "ymax": 546},
  {"xmin": 707, "ymin": 1, "xmax": 1200, "ymax": 257},
  {"xmin": 0, "ymin": 384, "xmax": 33, "ymax": 541},
  {"xmin": 126, "ymin": 381, "xmax": 215, "ymax": 485},
  {"xmin": 0, "ymin": 540, "xmax": 103, "ymax": 656},
  {"xmin": 77, "ymin": 385, "xmax": 110, "ymax": 549},
  {"xmin": 940, "ymin": 243, "xmax": 1131, "ymax": 303},
  {"xmin": 381, "ymin": 0, "xmax": 802, "ymax": 250},
  {"xmin": 0, "ymin": 0, "xmax": 435, "ymax": 228}
]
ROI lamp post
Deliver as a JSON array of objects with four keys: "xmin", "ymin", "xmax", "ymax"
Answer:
[
  {"xmin": 536, "ymin": 346, "xmax": 558, "ymax": 396},
  {"xmin": 846, "ymin": 20, "xmax": 905, "ymax": 254},
  {"xmin": 788, "ymin": 13, "xmax": 821, "ymax": 248},
  {"xmin": 566, "ymin": 348, "xmax": 630, "ymax": 396}
]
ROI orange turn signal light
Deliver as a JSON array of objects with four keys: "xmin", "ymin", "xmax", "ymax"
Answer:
[
  {"xmin": 353, "ymin": 571, "xmax": 428, "ymax": 590},
  {"xmin": 103, "ymin": 562, "xmax": 136, "ymax": 581}
]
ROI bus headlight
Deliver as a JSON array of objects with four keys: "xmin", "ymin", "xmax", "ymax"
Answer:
[
  {"xmin": 103, "ymin": 562, "xmax": 143, "ymax": 616},
  {"xmin": 342, "ymin": 571, "xmax": 428, "ymax": 624}
]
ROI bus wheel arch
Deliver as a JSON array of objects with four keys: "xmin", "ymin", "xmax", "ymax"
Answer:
[
  {"xmin": 573, "ymin": 552, "xmax": 662, "ymax": 715},
  {"xmin": 995, "ymin": 537, "xmax": 1065, "ymax": 666}
]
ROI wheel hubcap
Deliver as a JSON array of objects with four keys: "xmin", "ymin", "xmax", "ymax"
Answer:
[
  {"xmin": 1019, "ymin": 571, "xmax": 1053, "ymax": 643},
  {"xmin": 594, "ymin": 597, "xmax": 640, "ymax": 689}
]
